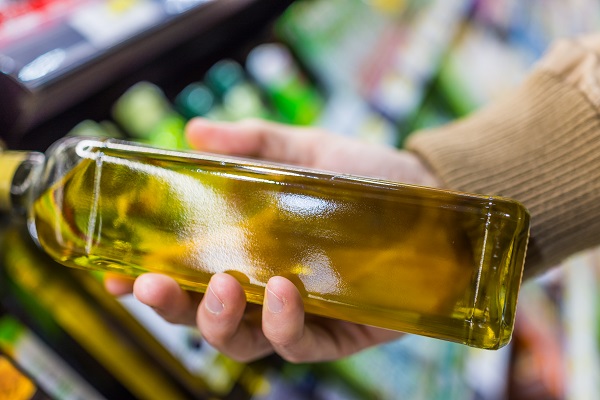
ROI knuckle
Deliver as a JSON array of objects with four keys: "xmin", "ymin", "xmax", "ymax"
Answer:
[
  {"xmin": 278, "ymin": 348, "xmax": 307, "ymax": 364},
  {"xmin": 264, "ymin": 327, "xmax": 302, "ymax": 348},
  {"xmin": 229, "ymin": 352, "xmax": 261, "ymax": 364},
  {"xmin": 265, "ymin": 332, "xmax": 306, "ymax": 363},
  {"xmin": 268, "ymin": 334, "xmax": 299, "ymax": 349},
  {"xmin": 151, "ymin": 308, "xmax": 181, "ymax": 324},
  {"xmin": 199, "ymin": 328, "xmax": 229, "ymax": 349}
]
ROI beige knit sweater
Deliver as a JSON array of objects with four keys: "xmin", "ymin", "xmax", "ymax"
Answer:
[{"xmin": 406, "ymin": 35, "xmax": 600, "ymax": 278}]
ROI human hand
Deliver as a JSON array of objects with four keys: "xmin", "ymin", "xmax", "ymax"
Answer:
[{"xmin": 106, "ymin": 118, "xmax": 441, "ymax": 363}]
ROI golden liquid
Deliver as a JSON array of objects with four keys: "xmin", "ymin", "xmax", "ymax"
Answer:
[{"xmin": 33, "ymin": 140, "xmax": 529, "ymax": 349}]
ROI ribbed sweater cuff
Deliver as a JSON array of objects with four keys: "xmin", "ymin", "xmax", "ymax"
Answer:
[{"xmin": 406, "ymin": 71, "xmax": 600, "ymax": 278}]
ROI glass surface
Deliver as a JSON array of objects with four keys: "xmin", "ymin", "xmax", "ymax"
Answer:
[{"xmin": 32, "ymin": 138, "xmax": 530, "ymax": 349}]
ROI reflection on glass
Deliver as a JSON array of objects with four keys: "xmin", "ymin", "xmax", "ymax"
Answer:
[{"xmin": 18, "ymin": 49, "xmax": 66, "ymax": 82}]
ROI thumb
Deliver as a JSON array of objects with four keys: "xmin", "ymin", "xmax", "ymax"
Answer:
[{"xmin": 185, "ymin": 118, "xmax": 323, "ymax": 165}]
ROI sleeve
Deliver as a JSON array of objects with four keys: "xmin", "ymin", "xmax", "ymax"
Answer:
[{"xmin": 405, "ymin": 34, "xmax": 600, "ymax": 278}]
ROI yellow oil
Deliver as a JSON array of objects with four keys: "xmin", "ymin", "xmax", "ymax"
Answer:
[{"xmin": 32, "ymin": 141, "xmax": 529, "ymax": 349}]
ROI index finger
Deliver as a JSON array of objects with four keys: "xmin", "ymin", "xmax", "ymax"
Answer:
[{"xmin": 104, "ymin": 273, "xmax": 135, "ymax": 296}]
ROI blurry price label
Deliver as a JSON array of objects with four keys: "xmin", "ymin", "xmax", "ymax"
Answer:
[
  {"xmin": 0, "ymin": 356, "xmax": 37, "ymax": 400},
  {"xmin": 69, "ymin": 0, "xmax": 162, "ymax": 48},
  {"xmin": 0, "ymin": 316, "xmax": 105, "ymax": 400}
]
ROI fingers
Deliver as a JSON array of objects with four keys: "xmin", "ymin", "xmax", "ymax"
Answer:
[
  {"xmin": 197, "ymin": 274, "xmax": 336, "ymax": 363},
  {"xmin": 104, "ymin": 273, "xmax": 135, "ymax": 296},
  {"xmin": 129, "ymin": 272, "xmax": 402, "ymax": 363},
  {"xmin": 133, "ymin": 273, "xmax": 202, "ymax": 325},
  {"xmin": 260, "ymin": 277, "xmax": 344, "ymax": 362},
  {"xmin": 197, "ymin": 273, "xmax": 273, "ymax": 363},
  {"xmin": 185, "ymin": 118, "xmax": 323, "ymax": 165},
  {"xmin": 185, "ymin": 117, "xmax": 442, "ymax": 188},
  {"xmin": 261, "ymin": 277, "xmax": 404, "ymax": 363},
  {"xmin": 261, "ymin": 276, "xmax": 319, "ymax": 362}
]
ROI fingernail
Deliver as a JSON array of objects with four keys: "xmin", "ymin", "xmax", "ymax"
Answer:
[
  {"xmin": 266, "ymin": 288, "xmax": 284, "ymax": 314},
  {"xmin": 205, "ymin": 286, "xmax": 224, "ymax": 315}
]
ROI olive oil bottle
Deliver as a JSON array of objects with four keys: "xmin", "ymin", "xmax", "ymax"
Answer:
[{"xmin": 0, "ymin": 137, "xmax": 530, "ymax": 349}]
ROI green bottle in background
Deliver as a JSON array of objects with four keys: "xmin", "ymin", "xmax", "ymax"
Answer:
[
  {"xmin": 205, "ymin": 59, "xmax": 273, "ymax": 121},
  {"xmin": 246, "ymin": 43, "xmax": 325, "ymax": 125},
  {"xmin": 0, "ymin": 312, "xmax": 104, "ymax": 400},
  {"xmin": 112, "ymin": 82, "xmax": 188, "ymax": 150},
  {"xmin": 0, "ymin": 217, "xmax": 213, "ymax": 399}
]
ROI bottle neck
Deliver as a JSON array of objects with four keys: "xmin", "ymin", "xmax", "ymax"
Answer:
[{"xmin": 0, "ymin": 151, "xmax": 45, "ymax": 215}]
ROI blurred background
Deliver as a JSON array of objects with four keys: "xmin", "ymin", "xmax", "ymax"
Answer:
[{"xmin": 1, "ymin": 0, "xmax": 600, "ymax": 399}]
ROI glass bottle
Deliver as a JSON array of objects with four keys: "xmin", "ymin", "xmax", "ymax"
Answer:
[{"xmin": 0, "ymin": 136, "xmax": 530, "ymax": 350}]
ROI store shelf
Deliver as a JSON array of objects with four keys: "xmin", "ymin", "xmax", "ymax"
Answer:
[
  {"xmin": 2, "ymin": 0, "xmax": 600, "ymax": 399},
  {"xmin": 0, "ymin": 0, "xmax": 293, "ymax": 148}
]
